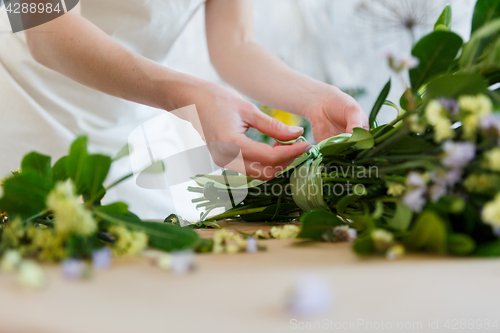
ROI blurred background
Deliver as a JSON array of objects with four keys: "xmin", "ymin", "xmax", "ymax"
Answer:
[{"xmin": 166, "ymin": 0, "xmax": 477, "ymax": 143}]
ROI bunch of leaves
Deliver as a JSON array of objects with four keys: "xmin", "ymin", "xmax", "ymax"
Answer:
[
  {"xmin": 187, "ymin": 0, "xmax": 500, "ymax": 257},
  {"xmin": 0, "ymin": 137, "xmax": 199, "ymax": 262}
]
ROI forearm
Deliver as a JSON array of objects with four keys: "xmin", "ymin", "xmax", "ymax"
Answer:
[
  {"xmin": 210, "ymin": 41, "xmax": 338, "ymax": 117},
  {"xmin": 25, "ymin": 12, "xmax": 196, "ymax": 111}
]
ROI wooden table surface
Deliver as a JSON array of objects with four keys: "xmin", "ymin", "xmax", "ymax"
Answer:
[{"xmin": 1, "ymin": 221, "xmax": 500, "ymax": 333}]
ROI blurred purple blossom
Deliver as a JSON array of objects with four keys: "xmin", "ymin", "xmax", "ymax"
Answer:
[
  {"xmin": 402, "ymin": 188, "xmax": 427, "ymax": 212},
  {"xmin": 246, "ymin": 238, "xmax": 258, "ymax": 253},
  {"xmin": 61, "ymin": 259, "xmax": 86, "ymax": 279},
  {"xmin": 480, "ymin": 113, "xmax": 500, "ymax": 131},
  {"xmin": 407, "ymin": 172, "xmax": 427, "ymax": 188},
  {"xmin": 441, "ymin": 141, "xmax": 476, "ymax": 169},
  {"xmin": 437, "ymin": 98, "xmax": 459, "ymax": 115},
  {"xmin": 92, "ymin": 248, "xmax": 112, "ymax": 270},
  {"xmin": 429, "ymin": 183, "xmax": 447, "ymax": 202}
]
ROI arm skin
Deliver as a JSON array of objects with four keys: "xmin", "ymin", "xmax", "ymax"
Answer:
[
  {"xmin": 24, "ymin": 2, "xmax": 312, "ymax": 180},
  {"xmin": 205, "ymin": 0, "xmax": 369, "ymax": 143}
]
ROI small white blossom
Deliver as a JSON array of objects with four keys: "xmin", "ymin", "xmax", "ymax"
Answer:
[
  {"xmin": 61, "ymin": 259, "xmax": 87, "ymax": 279},
  {"xmin": 171, "ymin": 251, "xmax": 195, "ymax": 274},
  {"xmin": 246, "ymin": 237, "xmax": 258, "ymax": 253},
  {"xmin": 406, "ymin": 172, "xmax": 427, "ymax": 188},
  {"xmin": 19, "ymin": 260, "xmax": 46, "ymax": 289},
  {"xmin": 429, "ymin": 183, "xmax": 447, "ymax": 203},
  {"xmin": 92, "ymin": 248, "xmax": 112, "ymax": 270},
  {"xmin": 0, "ymin": 250, "xmax": 22, "ymax": 273}
]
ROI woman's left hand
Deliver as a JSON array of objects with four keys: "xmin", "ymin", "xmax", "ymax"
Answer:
[{"xmin": 304, "ymin": 87, "xmax": 369, "ymax": 143}]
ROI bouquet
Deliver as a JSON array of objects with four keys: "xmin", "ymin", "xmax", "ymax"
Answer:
[{"xmin": 189, "ymin": 0, "xmax": 500, "ymax": 258}]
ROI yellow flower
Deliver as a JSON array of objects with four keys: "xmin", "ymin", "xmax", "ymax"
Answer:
[
  {"xmin": 386, "ymin": 244, "xmax": 405, "ymax": 260},
  {"xmin": 482, "ymin": 193, "xmax": 500, "ymax": 227},
  {"xmin": 371, "ymin": 229, "xmax": 394, "ymax": 252},
  {"xmin": 108, "ymin": 225, "xmax": 148, "ymax": 256},
  {"xmin": 484, "ymin": 148, "xmax": 500, "ymax": 172},
  {"xmin": 459, "ymin": 94, "xmax": 493, "ymax": 117},
  {"xmin": 157, "ymin": 254, "xmax": 172, "ymax": 270},
  {"xmin": 270, "ymin": 225, "xmax": 300, "ymax": 239},
  {"xmin": 425, "ymin": 100, "xmax": 446, "ymax": 125},
  {"xmin": 464, "ymin": 174, "xmax": 499, "ymax": 194},
  {"xmin": 408, "ymin": 114, "xmax": 426, "ymax": 134},
  {"xmin": 387, "ymin": 182, "xmax": 406, "ymax": 197},
  {"xmin": 433, "ymin": 118, "xmax": 454, "ymax": 143},
  {"xmin": 1, "ymin": 217, "xmax": 25, "ymax": 248},
  {"xmin": 212, "ymin": 228, "xmax": 247, "ymax": 254},
  {"xmin": 462, "ymin": 115, "xmax": 479, "ymax": 140},
  {"xmin": 26, "ymin": 228, "xmax": 67, "ymax": 262},
  {"xmin": 254, "ymin": 229, "xmax": 265, "ymax": 238},
  {"xmin": 262, "ymin": 106, "xmax": 302, "ymax": 127},
  {"xmin": 46, "ymin": 180, "xmax": 97, "ymax": 236}
]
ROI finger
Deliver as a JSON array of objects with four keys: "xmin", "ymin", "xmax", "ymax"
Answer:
[
  {"xmin": 242, "ymin": 158, "xmax": 297, "ymax": 181},
  {"xmin": 346, "ymin": 106, "xmax": 369, "ymax": 133},
  {"xmin": 236, "ymin": 135, "xmax": 311, "ymax": 167},
  {"xmin": 246, "ymin": 107, "xmax": 304, "ymax": 141}
]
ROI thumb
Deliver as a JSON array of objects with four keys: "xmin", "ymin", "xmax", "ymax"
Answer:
[
  {"xmin": 248, "ymin": 108, "xmax": 304, "ymax": 141},
  {"xmin": 346, "ymin": 110, "xmax": 369, "ymax": 134}
]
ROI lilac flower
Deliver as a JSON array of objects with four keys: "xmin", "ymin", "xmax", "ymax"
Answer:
[
  {"xmin": 287, "ymin": 274, "xmax": 333, "ymax": 317},
  {"xmin": 480, "ymin": 113, "xmax": 500, "ymax": 131},
  {"xmin": 61, "ymin": 259, "xmax": 86, "ymax": 279},
  {"xmin": 443, "ymin": 169, "xmax": 463, "ymax": 187},
  {"xmin": 406, "ymin": 172, "xmax": 427, "ymax": 188},
  {"xmin": 441, "ymin": 141, "xmax": 476, "ymax": 169},
  {"xmin": 92, "ymin": 248, "xmax": 112, "ymax": 270},
  {"xmin": 437, "ymin": 98, "xmax": 459, "ymax": 115},
  {"xmin": 171, "ymin": 251, "xmax": 195, "ymax": 274},
  {"xmin": 493, "ymin": 227, "xmax": 500, "ymax": 238},
  {"xmin": 246, "ymin": 237, "xmax": 258, "ymax": 253},
  {"xmin": 429, "ymin": 183, "xmax": 447, "ymax": 203},
  {"xmin": 402, "ymin": 188, "xmax": 427, "ymax": 212}
]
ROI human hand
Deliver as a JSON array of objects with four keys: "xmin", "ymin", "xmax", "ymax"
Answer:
[
  {"xmin": 304, "ymin": 87, "xmax": 369, "ymax": 143},
  {"xmin": 173, "ymin": 81, "xmax": 312, "ymax": 180}
]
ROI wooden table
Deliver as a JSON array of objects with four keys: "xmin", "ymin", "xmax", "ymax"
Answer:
[{"xmin": 1, "ymin": 221, "xmax": 499, "ymax": 333}]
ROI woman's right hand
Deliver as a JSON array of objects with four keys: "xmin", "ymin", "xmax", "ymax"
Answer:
[{"xmin": 170, "ymin": 79, "xmax": 312, "ymax": 181}]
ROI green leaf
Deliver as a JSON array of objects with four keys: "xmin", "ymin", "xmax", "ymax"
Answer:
[
  {"xmin": 298, "ymin": 209, "xmax": 345, "ymax": 240},
  {"xmin": 447, "ymin": 233, "xmax": 476, "ymax": 256},
  {"xmin": 347, "ymin": 128, "xmax": 374, "ymax": 150},
  {"xmin": 369, "ymin": 79, "xmax": 391, "ymax": 130},
  {"xmin": 0, "ymin": 171, "xmax": 52, "ymax": 217},
  {"xmin": 471, "ymin": 0, "xmax": 500, "ymax": 34},
  {"xmin": 384, "ymin": 136, "xmax": 435, "ymax": 154},
  {"xmin": 473, "ymin": 240, "xmax": 500, "ymax": 257},
  {"xmin": 113, "ymin": 144, "xmax": 131, "ymax": 162},
  {"xmin": 95, "ymin": 210, "xmax": 200, "ymax": 252},
  {"xmin": 461, "ymin": 18, "xmax": 500, "ymax": 68},
  {"xmin": 336, "ymin": 195, "xmax": 361, "ymax": 214},
  {"xmin": 425, "ymin": 72, "xmax": 488, "ymax": 99},
  {"xmin": 81, "ymin": 154, "xmax": 112, "ymax": 202},
  {"xmin": 52, "ymin": 156, "xmax": 69, "ymax": 184},
  {"xmin": 66, "ymin": 136, "xmax": 89, "ymax": 194},
  {"xmin": 404, "ymin": 210, "xmax": 447, "ymax": 254},
  {"xmin": 387, "ymin": 203, "xmax": 413, "ymax": 231},
  {"xmin": 410, "ymin": 31, "xmax": 463, "ymax": 91},
  {"xmin": 353, "ymin": 236, "xmax": 376, "ymax": 255},
  {"xmin": 94, "ymin": 202, "xmax": 129, "ymax": 215},
  {"xmin": 319, "ymin": 141, "xmax": 356, "ymax": 156},
  {"xmin": 21, "ymin": 152, "xmax": 52, "ymax": 183},
  {"xmin": 290, "ymin": 158, "xmax": 329, "ymax": 211},
  {"xmin": 434, "ymin": 4, "xmax": 452, "ymax": 31}
]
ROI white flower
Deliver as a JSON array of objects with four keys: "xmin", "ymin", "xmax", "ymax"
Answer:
[
  {"xmin": 0, "ymin": 250, "xmax": 22, "ymax": 273},
  {"xmin": 61, "ymin": 259, "xmax": 87, "ymax": 280},
  {"xmin": 402, "ymin": 188, "xmax": 427, "ymax": 212},
  {"xmin": 399, "ymin": 55, "xmax": 420, "ymax": 69},
  {"xmin": 441, "ymin": 141, "xmax": 476, "ymax": 169},
  {"xmin": 92, "ymin": 248, "xmax": 112, "ymax": 270},
  {"xmin": 380, "ymin": 47, "xmax": 420, "ymax": 71},
  {"xmin": 480, "ymin": 113, "xmax": 500, "ymax": 130},
  {"xmin": 429, "ymin": 183, "xmax": 447, "ymax": 203},
  {"xmin": 19, "ymin": 260, "xmax": 46, "ymax": 289}
]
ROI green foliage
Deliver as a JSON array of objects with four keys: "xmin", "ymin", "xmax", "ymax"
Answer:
[
  {"xmin": 434, "ymin": 4, "xmax": 452, "ymax": 31},
  {"xmin": 404, "ymin": 211, "xmax": 447, "ymax": 254},
  {"xmin": 297, "ymin": 210, "xmax": 345, "ymax": 240},
  {"xmin": 369, "ymin": 79, "xmax": 391, "ymax": 130},
  {"xmin": 410, "ymin": 31, "xmax": 463, "ymax": 91}
]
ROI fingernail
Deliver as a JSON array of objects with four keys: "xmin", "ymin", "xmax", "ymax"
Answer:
[
  {"xmin": 303, "ymin": 144, "xmax": 312, "ymax": 153},
  {"xmin": 289, "ymin": 126, "xmax": 304, "ymax": 134}
]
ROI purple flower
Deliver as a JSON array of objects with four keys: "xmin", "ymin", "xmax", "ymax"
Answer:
[
  {"xmin": 429, "ymin": 183, "xmax": 447, "ymax": 202},
  {"xmin": 92, "ymin": 248, "xmax": 112, "ymax": 270},
  {"xmin": 480, "ymin": 113, "xmax": 500, "ymax": 130},
  {"xmin": 171, "ymin": 251, "xmax": 195, "ymax": 274},
  {"xmin": 437, "ymin": 98, "xmax": 459, "ymax": 115},
  {"xmin": 402, "ymin": 188, "xmax": 427, "ymax": 212},
  {"xmin": 246, "ymin": 238, "xmax": 258, "ymax": 253},
  {"xmin": 407, "ymin": 172, "xmax": 427, "ymax": 188},
  {"xmin": 443, "ymin": 169, "xmax": 463, "ymax": 187},
  {"xmin": 441, "ymin": 141, "xmax": 476, "ymax": 169},
  {"xmin": 61, "ymin": 259, "xmax": 86, "ymax": 280}
]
